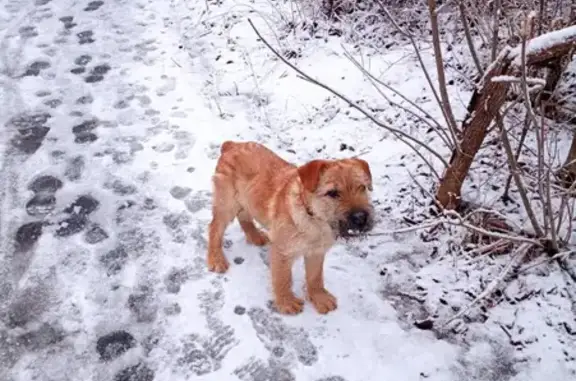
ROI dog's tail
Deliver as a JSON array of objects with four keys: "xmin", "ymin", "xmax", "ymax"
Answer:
[{"xmin": 220, "ymin": 141, "xmax": 235, "ymax": 155}]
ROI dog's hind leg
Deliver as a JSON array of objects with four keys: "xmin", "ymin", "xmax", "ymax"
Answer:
[
  {"xmin": 207, "ymin": 174, "xmax": 238, "ymax": 273},
  {"xmin": 237, "ymin": 210, "xmax": 269, "ymax": 246}
]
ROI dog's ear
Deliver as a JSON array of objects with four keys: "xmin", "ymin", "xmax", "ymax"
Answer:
[
  {"xmin": 298, "ymin": 160, "xmax": 329, "ymax": 192},
  {"xmin": 351, "ymin": 158, "xmax": 373, "ymax": 191}
]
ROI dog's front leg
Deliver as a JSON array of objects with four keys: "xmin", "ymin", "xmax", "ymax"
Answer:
[
  {"xmin": 270, "ymin": 245, "xmax": 304, "ymax": 315},
  {"xmin": 304, "ymin": 253, "xmax": 337, "ymax": 314}
]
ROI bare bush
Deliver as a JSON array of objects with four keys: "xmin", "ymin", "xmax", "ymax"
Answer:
[{"xmin": 251, "ymin": 0, "xmax": 576, "ymax": 327}]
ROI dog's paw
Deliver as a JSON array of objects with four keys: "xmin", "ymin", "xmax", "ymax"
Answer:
[
  {"xmin": 246, "ymin": 230, "xmax": 269, "ymax": 246},
  {"xmin": 207, "ymin": 251, "xmax": 230, "ymax": 273},
  {"xmin": 274, "ymin": 294, "xmax": 305, "ymax": 315},
  {"xmin": 309, "ymin": 289, "xmax": 337, "ymax": 314}
]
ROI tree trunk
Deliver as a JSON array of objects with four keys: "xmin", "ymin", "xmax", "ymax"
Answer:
[
  {"xmin": 436, "ymin": 25, "xmax": 576, "ymax": 209},
  {"xmin": 435, "ymin": 50, "xmax": 512, "ymax": 209}
]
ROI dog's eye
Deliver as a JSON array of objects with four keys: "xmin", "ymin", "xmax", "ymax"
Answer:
[
  {"xmin": 359, "ymin": 185, "xmax": 366, "ymax": 192},
  {"xmin": 325, "ymin": 189, "xmax": 340, "ymax": 198}
]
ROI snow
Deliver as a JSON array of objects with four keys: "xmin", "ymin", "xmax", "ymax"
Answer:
[{"xmin": 0, "ymin": 0, "xmax": 575, "ymax": 381}]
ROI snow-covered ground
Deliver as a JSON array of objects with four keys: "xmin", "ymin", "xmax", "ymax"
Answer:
[{"xmin": 0, "ymin": 0, "xmax": 574, "ymax": 380}]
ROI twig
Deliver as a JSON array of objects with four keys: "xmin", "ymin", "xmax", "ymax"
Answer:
[
  {"xmin": 341, "ymin": 54, "xmax": 451, "ymax": 175},
  {"xmin": 242, "ymin": 48, "xmax": 272, "ymax": 129},
  {"xmin": 537, "ymin": 0, "xmax": 547, "ymax": 36},
  {"xmin": 464, "ymin": 239, "xmax": 511, "ymax": 258},
  {"xmin": 378, "ymin": 2, "xmax": 460, "ymax": 149},
  {"xmin": 459, "ymin": 1, "xmax": 484, "ymax": 75},
  {"xmin": 443, "ymin": 210, "xmax": 543, "ymax": 247},
  {"xmin": 442, "ymin": 243, "xmax": 532, "ymax": 328},
  {"xmin": 463, "ymin": 206, "xmax": 523, "ymax": 233},
  {"xmin": 371, "ymin": 211, "xmax": 542, "ymax": 247},
  {"xmin": 502, "ymin": 115, "xmax": 530, "ymax": 200},
  {"xmin": 495, "ymin": 112, "xmax": 544, "ymax": 237},
  {"xmin": 407, "ymin": 169, "xmax": 446, "ymax": 213},
  {"xmin": 557, "ymin": 257, "xmax": 576, "ymax": 283},
  {"xmin": 491, "ymin": 0, "xmax": 502, "ymax": 62},
  {"xmin": 557, "ymin": 178, "xmax": 576, "ymax": 241},
  {"xmin": 426, "ymin": 0, "xmax": 460, "ymax": 138},
  {"xmin": 171, "ymin": 57, "xmax": 182, "ymax": 68},
  {"xmin": 369, "ymin": 220, "xmax": 443, "ymax": 236},
  {"xmin": 435, "ymin": 1, "xmax": 450, "ymax": 15},
  {"xmin": 519, "ymin": 12, "xmax": 556, "ymax": 249},
  {"xmin": 342, "ymin": 49, "xmax": 453, "ymax": 151},
  {"xmin": 247, "ymin": 18, "xmax": 449, "ymax": 168},
  {"xmin": 515, "ymin": 250, "xmax": 574, "ymax": 275},
  {"xmin": 407, "ymin": 169, "xmax": 440, "ymax": 206},
  {"xmin": 542, "ymin": 122, "xmax": 558, "ymax": 251}
]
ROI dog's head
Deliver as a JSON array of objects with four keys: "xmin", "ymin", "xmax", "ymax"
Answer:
[{"xmin": 298, "ymin": 157, "xmax": 375, "ymax": 239}]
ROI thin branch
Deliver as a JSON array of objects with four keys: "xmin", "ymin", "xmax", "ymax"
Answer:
[
  {"xmin": 369, "ymin": 220, "xmax": 442, "ymax": 236},
  {"xmin": 518, "ymin": 12, "xmax": 551, "ymax": 242},
  {"xmin": 515, "ymin": 250, "xmax": 574, "ymax": 276},
  {"xmin": 502, "ymin": 115, "xmax": 530, "ymax": 200},
  {"xmin": 459, "ymin": 1, "xmax": 484, "ymax": 75},
  {"xmin": 465, "ymin": 239, "xmax": 512, "ymax": 258},
  {"xmin": 464, "ymin": 207, "xmax": 523, "ymax": 233},
  {"xmin": 342, "ymin": 48, "xmax": 453, "ymax": 150},
  {"xmin": 371, "ymin": 212, "xmax": 542, "ymax": 247},
  {"xmin": 442, "ymin": 243, "xmax": 532, "ymax": 328},
  {"xmin": 537, "ymin": 0, "xmax": 547, "ymax": 36},
  {"xmin": 491, "ymin": 0, "xmax": 502, "ymax": 62},
  {"xmin": 378, "ymin": 2, "xmax": 460, "ymax": 149},
  {"xmin": 542, "ymin": 114, "xmax": 558, "ymax": 251},
  {"xmin": 427, "ymin": 0, "xmax": 460, "ymax": 139},
  {"xmin": 247, "ymin": 18, "xmax": 449, "ymax": 168},
  {"xmin": 557, "ymin": 257, "xmax": 576, "ymax": 283},
  {"xmin": 443, "ymin": 210, "xmax": 543, "ymax": 246},
  {"xmin": 496, "ymin": 112, "xmax": 544, "ymax": 237},
  {"xmin": 407, "ymin": 169, "xmax": 446, "ymax": 212},
  {"xmin": 557, "ymin": 171, "xmax": 576, "ymax": 242}
]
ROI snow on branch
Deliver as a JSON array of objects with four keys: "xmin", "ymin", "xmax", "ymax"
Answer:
[
  {"xmin": 510, "ymin": 25, "xmax": 576, "ymax": 67},
  {"xmin": 491, "ymin": 75, "xmax": 546, "ymax": 86},
  {"xmin": 491, "ymin": 75, "xmax": 546, "ymax": 92}
]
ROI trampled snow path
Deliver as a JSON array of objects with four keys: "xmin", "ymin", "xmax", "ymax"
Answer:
[{"xmin": 1, "ymin": 0, "xmax": 574, "ymax": 380}]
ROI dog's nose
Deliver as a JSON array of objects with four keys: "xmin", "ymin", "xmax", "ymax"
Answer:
[{"xmin": 349, "ymin": 210, "xmax": 368, "ymax": 229}]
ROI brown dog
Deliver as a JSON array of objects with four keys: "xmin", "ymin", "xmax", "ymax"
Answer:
[{"xmin": 206, "ymin": 141, "xmax": 374, "ymax": 315}]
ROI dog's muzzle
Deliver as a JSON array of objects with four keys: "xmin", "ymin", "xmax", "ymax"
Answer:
[{"xmin": 337, "ymin": 208, "xmax": 374, "ymax": 238}]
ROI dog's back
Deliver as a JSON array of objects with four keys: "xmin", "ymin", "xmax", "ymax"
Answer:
[
  {"xmin": 215, "ymin": 141, "xmax": 293, "ymax": 181},
  {"xmin": 213, "ymin": 141, "xmax": 294, "ymax": 225}
]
